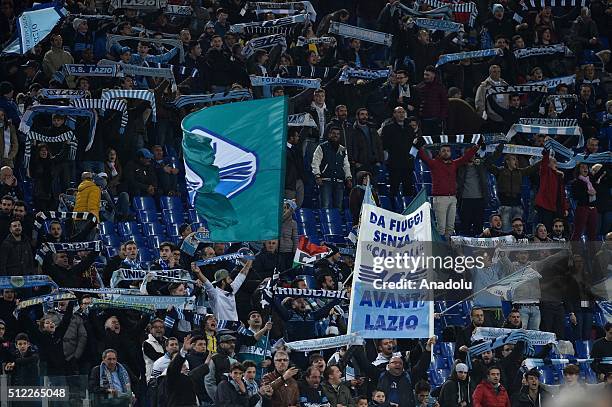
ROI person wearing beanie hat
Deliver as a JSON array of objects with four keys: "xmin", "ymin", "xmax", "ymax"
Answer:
[
  {"xmin": 512, "ymin": 368, "xmax": 552, "ymax": 407},
  {"xmin": 70, "ymin": 18, "xmax": 93, "ymax": 63},
  {"xmin": 484, "ymin": 2, "xmax": 515, "ymax": 46},
  {"xmin": 73, "ymin": 18, "xmax": 87, "ymax": 32},
  {"xmin": 438, "ymin": 362, "xmax": 475, "ymax": 407}
]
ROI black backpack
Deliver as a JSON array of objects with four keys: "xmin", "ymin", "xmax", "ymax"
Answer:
[{"xmin": 148, "ymin": 375, "xmax": 169, "ymax": 407}]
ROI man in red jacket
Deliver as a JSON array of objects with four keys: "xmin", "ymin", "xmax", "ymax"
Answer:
[
  {"xmin": 473, "ymin": 366, "xmax": 511, "ymax": 407},
  {"xmin": 535, "ymin": 138, "xmax": 569, "ymax": 232},
  {"xmin": 418, "ymin": 143, "xmax": 479, "ymax": 238}
]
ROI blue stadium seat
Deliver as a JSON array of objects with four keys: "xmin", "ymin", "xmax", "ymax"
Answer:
[
  {"xmin": 296, "ymin": 208, "xmax": 319, "ymax": 239},
  {"xmin": 147, "ymin": 235, "xmax": 169, "ymax": 249},
  {"xmin": 99, "ymin": 221, "xmax": 116, "ymax": 236},
  {"xmin": 162, "ymin": 209, "xmax": 185, "ymax": 225},
  {"xmin": 166, "ymin": 223, "xmax": 181, "ymax": 236},
  {"xmin": 188, "ymin": 208, "xmax": 203, "ymax": 223},
  {"xmin": 132, "ymin": 196, "xmax": 157, "ymax": 212},
  {"xmin": 117, "ymin": 221, "xmax": 140, "ymax": 237},
  {"xmin": 102, "ymin": 234, "xmax": 121, "ymax": 248},
  {"xmin": 122, "ymin": 234, "xmax": 145, "ymax": 247},
  {"xmin": 137, "ymin": 210, "xmax": 158, "ymax": 223},
  {"xmin": 160, "ymin": 196, "xmax": 183, "ymax": 211},
  {"xmin": 319, "ymin": 209, "xmax": 344, "ymax": 235},
  {"xmin": 537, "ymin": 366, "xmax": 559, "ymax": 384},
  {"xmin": 137, "ymin": 249, "xmax": 155, "ymax": 263},
  {"xmin": 142, "ymin": 222, "xmax": 166, "ymax": 236},
  {"xmin": 191, "ymin": 222, "xmax": 204, "ymax": 231},
  {"xmin": 575, "ymin": 340, "xmax": 593, "ymax": 359}
]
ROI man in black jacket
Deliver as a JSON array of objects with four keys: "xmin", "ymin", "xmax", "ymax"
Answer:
[
  {"xmin": 215, "ymin": 361, "xmax": 262, "ymax": 407},
  {"xmin": 455, "ymin": 307, "xmax": 485, "ymax": 361},
  {"xmin": 349, "ymin": 108, "xmax": 384, "ymax": 178},
  {"xmin": 512, "ymin": 368, "xmax": 552, "ymax": 407},
  {"xmin": 0, "ymin": 219, "xmax": 34, "ymax": 276},
  {"xmin": 123, "ymin": 149, "xmax": 158, "ymax": 197},
  {"xmin": 285, "ymin": 128, "xmax": 305, "ymax": 207},
  {"xmin": 381, "ymin": 106, "xmax": 416, "ymax": 210},
  {"xmin": 166, "ymin": 336, "xmax": 211, "ymax": 407}
]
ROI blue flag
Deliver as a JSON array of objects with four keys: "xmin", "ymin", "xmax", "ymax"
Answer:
[
  {"xmin": 2, "ymin": 2, "xmax": 67, "ymax": 55},
  {"xmin": 182, "ymin": 97, "xmax": 287, "ymax": 242}
]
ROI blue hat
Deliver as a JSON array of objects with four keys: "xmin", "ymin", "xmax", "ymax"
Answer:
[{"xmin": 137, "ymin": 148, "xmax": 153, "ymax": 159}]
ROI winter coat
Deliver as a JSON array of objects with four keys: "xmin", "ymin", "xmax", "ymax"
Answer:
[
  {"xmin": 0, "ymin": 235, "xmax": 34, "ymax": 276},
  {"xmin": 511, "ymin": 386, "xmax": 552, "ymax": 407},
  {"xmin": 280, "ymin": 211, "xmax": 298, "ymax": 254},
  {"xmin": 475, "ymin": 77, "xmax": 509, "ymax": 122},
  {"xmin": 381, "ymin": 120, "xmax": 415, "ymax": 169},
  {"xmin": 322, "ymin": 381, "xmax": 354, "ymax": 407},
  {"xmin": 261, "ymin": 370, "xmax": 299, "ymax": 407},
  {"xmin": 571, "ymin": 176, "xmax": 596, "ymax": 207},
  {"xmin": 473, "ymin": 381, "xmax": 511, "ymax": 407},
  {"xmin": 74, "ymin": 179, "xmax": 101, "ymax": 219},
  {"xmin": 63, "ymin": 310, "xmax": 88, "ymax": 362},
  {"xmin": 215, "ymin": 378, "xmax": 259, "ymax": 407},
  {"xmin": 487, "ymin": 145, "xmax": 539, "ymax": 206},
  {"xmin": 0, "ymin": 123, "xmax": 18, "ymax": 168},
  {"xmin": 122, "ymin": 160, "xmax": 157, "ymax": 196},
  {"xmin": 285, "ymin": 144, "xmax": 304, "ymax": 191},
  {"xmin": 167, "ymin": 352, "xmax": 210, "ymax": 407},
  {"xmin": 534, "ymin": 150, "xmax": 569, "ymax": 214},
  {"xmin": 414, "ymin": 80, "xmax": 449, "ymax": 119},
  {"xmin": 439, "ymin": 377, "xmax": 475, "ymax": 407},
  {"xmin": 8, "ymin": 347, "xmax": 39, "ymax": 386},
  {"xmin": 271, "ymin": 297, "xmax": 341, "ymax": 342}
]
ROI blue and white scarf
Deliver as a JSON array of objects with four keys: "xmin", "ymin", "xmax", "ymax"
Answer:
[
  {"xmin": 110, "ymin": 0, "xmax": 167, "ymax": 11},
  {"xmin": 40, "ymin": 89, "xmax": 86, "ymax": 99},
  {"xmin": 242, "ymin": 34, "xmax": 286, "ymax": 58},
  {"xmin": 485, "ymin": 84, "xmax": 549, "ymax": 97},
  {"xmin": 35, "ymin": 240, "xmax": 103, "ymax": 264},
  {"xmin": 0, "ymin": 275, "xmax": 58, "ymax": 289},
  {"xmin": 90, "ymin": 298, "xmax": 156, "ymax": 315},
  {"xmin": 422, "ymin": 0, "xmax": 478, "ymax": 26},
  {"xmin": 33, "ymin": 211, "xmax": 98, "ymax": 230},
  {"xmin": 409, "ymin": 134, "xmax": 483, "ymax": 157},
  {"xmin": 19, "ymin": 104, "xmax": 96, "ymax": 140},
  {"xmin": 472, "ymin": 327, "xmax": 556, "ymax": 346},
  {"xmin": 280, "ymin": 65, "xmax": 340, "ymax": 79},
  {"xmin": 288, "ymin": 113, "xmax": 317, "ymax": 127},
  {"xmin": 415, "ymin": 18, "xmax": 463, "ymax": 32},
  {"xmin": 285, "ymin": 334, "xmax": 363, "ymax": 352},
  {"xmin": 506, "ymin": 123, "xmax": 583, "ymax": 148},
  {"xmin": 250, "ymin": 75, "xmax": 321, "ymax": 88},
  {"xmin": 230, "ymin": 14, "xmax": 307, "ymax": 35},
  {"xmin": 24, "ymin": 129, "xmax": 77, "ymax": 169},
  {"xmin": 436, "ymin": 48, "xmax": 502, "ymax": 67},
  {"xmin": 194, "ymin": 251, "xmax": 255, "ymax": 267},
  {"xmin": 106, "ymin": 34, "xmax": 184, "ymax": 63},
  {"xmin": 528, "ymin": 0, "xmax": 588, "ymax": 8},
  {"xmin": 101, "ymin": 89, "xmax": 157, "ymax": 122},
  {"xmin": 63, "ymin": 64, "xmax": 120, "ymax": 77},
  {"xmin": 103, "ymin": 294, "xmax": 195, "ymax": 310},
  {"xmin": 246, "ymin": 1, "xmax": 317, "ymax": 22},
  {"xmin": 328, "ymin": 22, "xmax": 393, "ymax": 47},
  {"xmin": 164, "ymin": 4, "xmax": 192, "ymax": 15},
  {"xmin": 14, "ymin": 292, "xmax": 76, "ymax": 317},
  {"xmin": 99, "ymin": 361, "xmax": 131, "ymax": 394},
  {"xmin": 70, "ymin": 98, "xmax": 129, "ymax": 136},
  {"xmin": 396, "ymin": 3, "xmax": 453, "ymax": 20},
  {"xmin": 528, "ymin": 75, "xmax": 576, "ymax": 90},
  {"xmin": 467, "ymin": 330, "xmax": 536, "ymax": 367},
  {"xmin": 513, "ymin": 44, "xmax": 572, "ymax": 59},
  {"xmin": 338, "ymin": 67, "xmax": 390, "ymax": 83},
  {"xmin": 62, "ymin": 287, "xmax": 143, "ymax": 295},
  {"xmin": 110, "ymin": 268, "xmax": 191, "ymax": 288},
  {"xmin": 296, "ymin": 36, "xmax": 337, "ymax": 47},
  {"xmin": 173, "ymin": 90, "xmax": 252, "ymax": 108}
]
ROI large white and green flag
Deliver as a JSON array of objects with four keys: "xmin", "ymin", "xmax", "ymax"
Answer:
[{"xmin": 182, "ymin": 97, "xmax": 287, "ymax": 241}]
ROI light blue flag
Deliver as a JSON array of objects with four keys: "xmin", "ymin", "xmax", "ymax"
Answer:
[
  {"xmin": 2, "ymin": 2, "xmax": 67, "ymax": 55},
  {"xmin": 363, "ymin": 179, "xmax": 376, "ymax": 206}
]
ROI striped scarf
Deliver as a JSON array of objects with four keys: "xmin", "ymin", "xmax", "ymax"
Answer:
[
  {"xmin": 396, "ymin": 3, "xmax": 453, "ymax": 19},
  {"xmin": 296, "ymin": 36, "xmax": 337, "ymax": 47},
  {"xmin": 70, "ymin": 98, "xmax": 129, "ymax": 135},
  {"xmin": 24, "ymin": 130, "xmax": 77, "ymax": 169},
  {"xmin": 518, "ymin": 118, "xmax": 577, "ymax": 127},
  {"xmin": 506, "ymin": 123, "xmax": 583, "ymax": 148},
  {"xmin": 230, "ymin": 14, "xmax": 307, "ymax": 35},
  {"xmin": 35, "ymin": 240, "xmax": 103, "ymax": 264},
  {"xmin": 436, "ymin": 48, "xmax": 501, "ymax": 67},
  {"xmin": 422, "ymin": 0, "xmax": 478, "ymax": 26},
  {"xmin": 280, "ymin": 65, "xmax": 340, "ymax": 79},
  {"xmin": 328, "ymin": 22, "xmax": 393, "ymax": 47},
  {"xmin": 101, "ymin": 89, "xmax": 157, "ymax": 122},
  {"xmin": 513, "ymin": 44, "xmax": 572, "ymax": 59},
  {"xmin": 33, "ymin": 211, "xmax": 98, "ymax": 230},
  {"xmin": 106, "ymin": 34, "xmax": 184, "ymax": 63},
  {"xmin": 547, "ymin": 94, "xmax": 577, "ymax": 113},
  {"xmin": 99, "ymin": 361, "xmax": 131, "ymax": 394},
  {"xmin": 246, "ymin": 1, "xmax": 317, "ymax": 22},
  {"xmin": 485, "ymin": 84, "xmax": 549, "ymax": 97},
  {"xmin": 39, "ymin": 89, "xmax": 86, "ymax": 99},
  {"xmin": 145, "ymin": 62, "xmax": 198, "ymax": 83},
  {"xmin": 90, "ymin": 298, "xmax": 156, "ymax": 315},
  {"xmin": 528, "ymin": 0, "xmax": 588, "ymax": 8},
  {"xmin": 409, "ymin": 134, "xmax": 483, "ymax": 156},
  {"xmin": 172, "ymin": 90, "xmax": 252, "ymax": 108},
  {"xmin": 241, "ymin": 34, "xmax": 286, "ymax": 58}
]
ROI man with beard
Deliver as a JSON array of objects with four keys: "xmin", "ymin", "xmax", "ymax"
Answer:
[
  {"xmin": 196, "ymin": 259, "xmax": 252, "ymax": 321},
  {"xmin": 149, "ymin": 337, "xmax": 180, "ymax": 381},
  {"xmin": 312, "ymin": 126, "xmax": 353, "ymax": 210},
  {"xmin": 327, "ymin": 105, "xmax": 364, "ymax": 178},
  {"xmin": 349, "ymin": 108, "xmax": 384, "ymax": 178},
  {"xmin": 455, "ymin": 307, "xmax": 485, "ymax": 361},
  {"xmin": 0, "ymin": 219, "xmax": 33, "ymax": 276},
  {"xmin": 0, "ymin": 195, "xmax": 14, "ymax": 242},
  {"xmin": 0, "ymin": 290, "xmax": 17, "ymax": 339},
  {"xmin": 298, "ymin": 366, "xmax": 330, "ymax": 406},
  {"xmin": 314, "ymin": 244, "xmax": 351, "ymax": 284}
]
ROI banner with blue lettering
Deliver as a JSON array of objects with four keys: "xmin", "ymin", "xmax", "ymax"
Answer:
[{"xmin": 348, "ymin": 202, "xmax": 434, "ymax": 338}]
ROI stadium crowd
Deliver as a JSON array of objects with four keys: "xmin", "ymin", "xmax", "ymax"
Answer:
[{"xmin": 0, "ymin": 0, "xmax": 610, "ymax": 406}]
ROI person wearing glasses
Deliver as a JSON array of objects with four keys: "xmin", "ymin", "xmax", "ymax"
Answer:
[{"xmin": 261, "ymin": 350, "xmax": 299, "ymax": 407}]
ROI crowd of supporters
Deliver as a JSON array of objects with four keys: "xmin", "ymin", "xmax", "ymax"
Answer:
[{"xmin": 0, "ymin": 0, "xmax": 610, "ymax": 406}]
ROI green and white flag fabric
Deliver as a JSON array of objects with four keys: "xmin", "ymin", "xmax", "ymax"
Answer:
[{"xmin": 182, "ymin": 97, "xmax": 287, "ymax": 242}]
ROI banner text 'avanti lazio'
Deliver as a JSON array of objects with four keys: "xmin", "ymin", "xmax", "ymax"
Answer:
[
  {"xmin": 348, "ymin": 202, "xmax": 434, "ymax": 338},
  {"xmin": 182, "ymin": 97, "xmax": 287, "ymax": 242}
]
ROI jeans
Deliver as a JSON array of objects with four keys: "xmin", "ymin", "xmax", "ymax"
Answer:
[
  {"xmin": 517, "ymin": 305, "xmax": 541, "ymax": 330},
  {"xmin": 499, "ymin": 205, "xmax": 523, "ymax": 232},
  {"xmin": 319, "ymin": 180, "xmax": 344, "ymax": 209},
  {"xmin": 432, "ymin": 196, "xmax": 457, "ymax": 236}
]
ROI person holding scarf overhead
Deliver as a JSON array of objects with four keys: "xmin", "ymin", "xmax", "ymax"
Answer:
[
  {"xmin": 535, "ymin": 138, "xmax": 569, "ymax": 233},
  {"xmin": 570, "ymin": 162, "xmax": 598, "ymax": 242}
]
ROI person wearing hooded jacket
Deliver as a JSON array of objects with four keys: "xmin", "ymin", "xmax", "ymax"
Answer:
[
  {"xmin": 512, "ymin": 368, "xmax": 552, "ymax": 407},
  {"xmin": 438, "ymin": 362, "xmax": 476, "ymax": 407}
]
